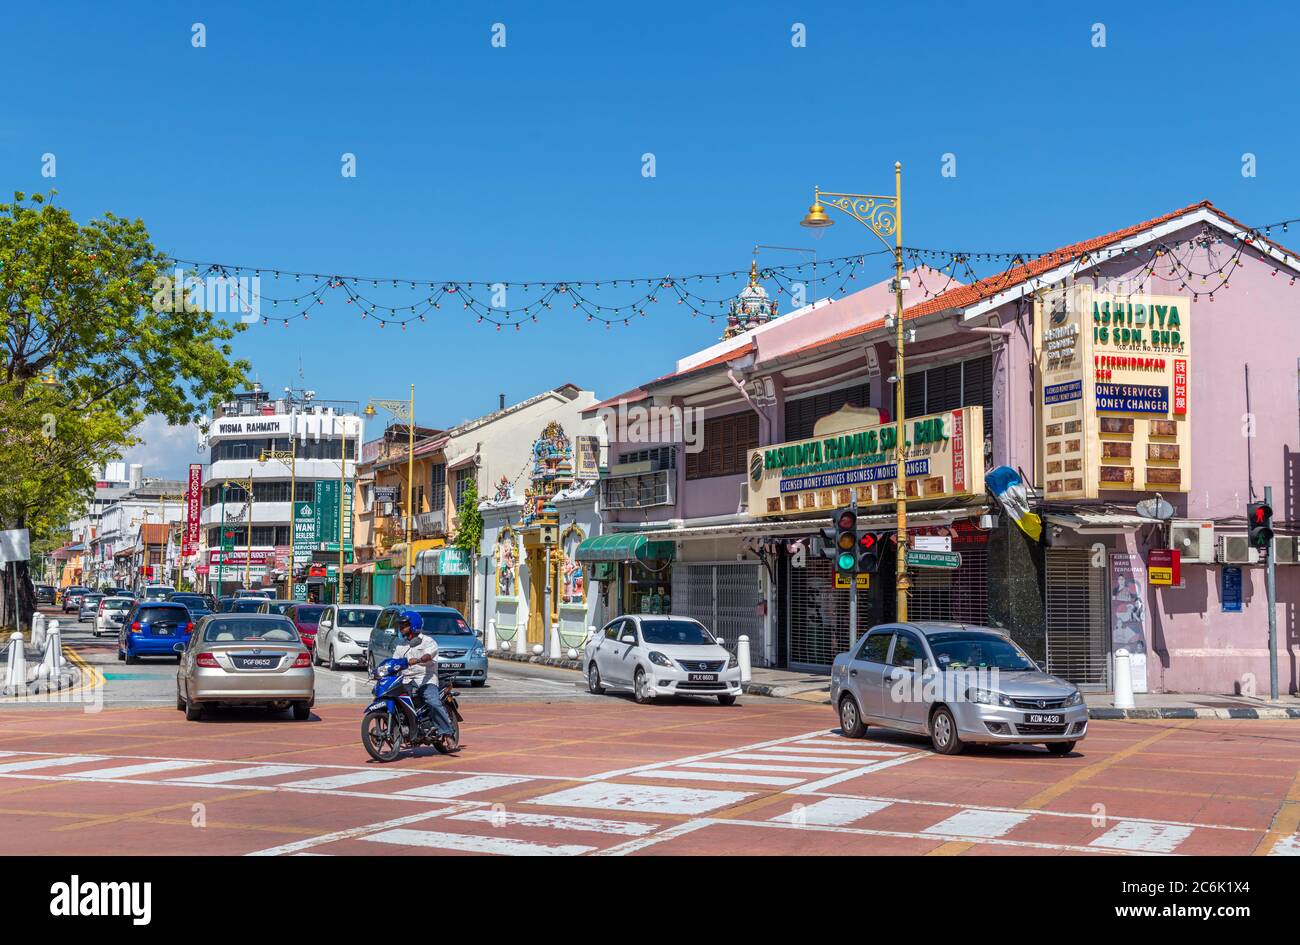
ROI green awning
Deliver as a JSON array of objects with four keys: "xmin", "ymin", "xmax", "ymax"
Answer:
[{"xmin": 574, "ymin": 533, "xmax": 675, "ymax": 563}]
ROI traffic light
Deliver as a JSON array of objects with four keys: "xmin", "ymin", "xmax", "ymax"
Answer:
[
  {"xmin": 830, "ymin": 507, "xmax": 858, "ymax": 578},
  {"xmin": 1248, "ymin": 501, "xmax": 1274, "ymax": 548},
  {"xmin": 857, "ymin": 531, "xmax": 885, "ymax": 572}
]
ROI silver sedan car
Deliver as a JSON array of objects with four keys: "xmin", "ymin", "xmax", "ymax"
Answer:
[
  {"xmin": 175, "ymin": 614, "xmax": 315, "ymax": 721},
  {"xmin": 831, "ymin": 622, "xmax": 1088, "ymax": 755}
]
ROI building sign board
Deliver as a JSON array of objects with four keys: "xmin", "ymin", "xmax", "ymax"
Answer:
[
  {"xmin": 184, "ymin": 464, "xmax": 202, "ymax": 555},
  {"xmin": 1221, "ymin": 566, "xmax": 1242, "ymax": 612},
  {"xmin": 747, "ymin": 406, "xmax": 985, "ymax": 518},
  {"xmin": 575, "ymin": 435, "xmax": 601, "ymax": 479},
  {"xmin": 1147, "ymin": 548, "xmax": 1181, "ymax": 586},
  {"xmin": 1037, "ymin": 287, "xmax": 1192, "ymax": 499}
]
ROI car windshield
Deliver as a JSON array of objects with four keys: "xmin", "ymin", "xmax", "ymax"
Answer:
[
  {"xmin": 202, "ymin": 618, "xmax": 300, "ymax": 643},
  {"xmin": 293, "ymin": 606, "xmax": 326, "ymax": 625},
  {"xmin": 927, "ymin": 632, "xmax": 1037, "ymax": 671},
  {"xmin": 82, "ymin": 594, "xmax": 103, "ymax": 603},
  {"xmin": 140, "ymin": 606, "xmax": 189, "ymax": 621},
  {"xmin": 419, "ymin": 612, "xmax": 474, "ymax": 636},
  {"xmin": 338, "ymin": 609, "xmax": 380, "ymax": 628},
  {"xmin": 103, "ymin": 599, "xmax": 131, "ymax": 610},
  {"xmin": 639, "ymin": 619, "xmax": 715, "ymax": 646},
  {"xmin": 229, "ymin": 599, "xmax": 265, "ymax": 613},
  {"xmin": 263, "ymin": 601, "xmax": 294, "ymax": 614}
]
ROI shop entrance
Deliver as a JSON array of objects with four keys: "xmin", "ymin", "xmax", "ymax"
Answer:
[
  {"xmin": 1044, "ymin": 547, "xmax": 1111, "ymax": 688},
  {"xmin": 525, "ymin": 547, "xmax": 547, "ymax": 648}
]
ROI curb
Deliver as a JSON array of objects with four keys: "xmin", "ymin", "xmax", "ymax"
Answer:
[
  {"xmin": 487, "ymin": 650, "xmax": 584, "ymax": 672},
  {"xmin": 1087, "ymin": 706, "xmax": 1300, "ymax": 720}
]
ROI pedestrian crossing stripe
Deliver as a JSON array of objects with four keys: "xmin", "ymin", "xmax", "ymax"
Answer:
[{"xmin": 361, "ymin": 828, "xmax": 595, "ymax": 857}]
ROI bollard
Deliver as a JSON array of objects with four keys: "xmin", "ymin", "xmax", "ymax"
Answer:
[
  {"xmin": 31, "ymin": 612, "xmax": 46, "ymax": 643},
  {"xmin": 485, "ymin": 618, "xmax": 497, "ymax": 651},
  {"xmin": 43, "ymin": 623, "xmax": 65, "ymax": 678},
  {"xmin": 4, "ymin": 632, "xmax": 26, "ymax": 690},
  {"xmin": 547, "ymin": 622, "xmax": 561, "ymax": 660},
  {"xmin": 737, "ymin": 634, "xmax": 752, "ymax": 684},
  {"xmin": 1112, "ymin": 648, "xmax": 1135, "ymax": 710},
  {"xmin": 31, "ymin": 614, "xmax": 46, "ymax": 653},
  {"xmin": 514, "ymin": 623, "xmax": 528, "ymax": 656},
  {"xmin": 531, "ymin": 643, "xmax": 544, "ymax": 656}
]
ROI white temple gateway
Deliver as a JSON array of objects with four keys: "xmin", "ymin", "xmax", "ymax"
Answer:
[{"xmin": 723, "ymin": 260, "xmax": 779, "ymax": 339}]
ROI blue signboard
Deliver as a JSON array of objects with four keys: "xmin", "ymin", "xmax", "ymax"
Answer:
[
  {"xmin": 1221, "ymin": 566, "xmax": 1242, "ymax": 613},
  {"xmin": 780, "ymin": 459, "xmax": 930, "ymax": 494},
  {"xmin": 1044, "ymin": 380, "xmax": 1082, "ymax": 405},
  {"xmin": 1096, "ymin": 383, "xmax": 1169, "ymax": 414}
]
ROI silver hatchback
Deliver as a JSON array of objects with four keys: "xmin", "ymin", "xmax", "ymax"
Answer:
[{"xmin": 831, "ymin": 622, "xmax": 1088, "ymax": 755}]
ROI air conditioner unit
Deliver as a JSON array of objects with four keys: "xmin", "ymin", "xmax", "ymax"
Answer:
[
  {"xmin": 1168, "ymin": 520, "xmax": 1215, "ymax": 564},
  {"xmin": 1218, "ymin": 535, "xmax": 1260, "ymax": 565},
  {"xmin": 1273, "ymin": 536, "xmax": 1300, "ymax": 565}
]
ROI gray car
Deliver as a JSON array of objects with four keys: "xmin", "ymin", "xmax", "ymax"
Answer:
[
  {"xmin": 77, "ymin": 593, "xmax": 104, "ymax": 623},
  {"xmin": 175, "ymin": 614, "xmax": 315, "ymax": 721},
  {"xmin": 831, "ymin": 622, "xmax": 1088, "ymax": 756},
  {"xmin": 367, "ymin": 606, "xmax": 487, "ymax": 687}
]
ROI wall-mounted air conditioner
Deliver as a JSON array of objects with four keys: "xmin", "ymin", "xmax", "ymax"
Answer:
[
  {"xmin": 1218, "ymin": 535, "xmax": 1260, "ymax": 565},
  {"xmin": 1273, "ymin": 536, "xmax": 1299, "ymax": 565},
  {"xmin": 1168, "ymin": 520, "xmax": 1215, "ymax": 564}
]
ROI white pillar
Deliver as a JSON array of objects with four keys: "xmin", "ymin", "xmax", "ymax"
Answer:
[
  {"xmin": 737, "ymin": 634, "xmax": 752, "ymax": 684},
  {"xmin": 547, "ymin": 621, "xmax": 561, "ymax": 660},
  {"xmin": 43, "ymin": 624, "xmax": 64, "ymax": 677},
  {"xmin": 1112, "ymin": 648, "xmax": 1135, "ymax": 709},
  {"xmin": 31, "ymin": 612, "xmax": 46, "ymax": 644},
  {"xmin": 514, "ymin": 621, "xmax": 527, "ymax": 655},
  {"xmin": 485, "ymin": 618, "xmax": 497, "ymax": 651},
  {"xmin": 4, "ymin": 633, "xmax": 25, "ymax": 689}
]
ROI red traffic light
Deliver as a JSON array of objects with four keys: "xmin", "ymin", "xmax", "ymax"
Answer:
[
  {"xmin": 858, "ymin": 533, "xmax": 876, "ymax": 550},
  {"xmin": 1252, "ymin": 505, "xmax": 1271, "ymax": 524},
  {"xmin": 837, "ymin": 510, "xmax": 856, "ymax": 530}
]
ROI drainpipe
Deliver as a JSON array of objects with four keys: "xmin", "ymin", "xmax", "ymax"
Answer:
[
  {"xmin": 726, "ymin": 369, "xmax": 771, "ymax": 443},
  {"xmin": 950, "ymin": 315, "xmax": 1013, "ymax": 337}
]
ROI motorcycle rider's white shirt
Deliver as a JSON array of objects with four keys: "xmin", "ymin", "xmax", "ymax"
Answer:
[{"xmin": 395, "ymin": 633, "xmax": 439, "ymax": 687}]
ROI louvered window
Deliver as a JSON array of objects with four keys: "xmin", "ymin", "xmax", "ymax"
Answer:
[
  {"xmin": 783, "ymin": 383, "xmax": 874, "ymax": 441},
  {"xmin": 686, "ymin": 412, "xmax": 759, "ymax": 480}
]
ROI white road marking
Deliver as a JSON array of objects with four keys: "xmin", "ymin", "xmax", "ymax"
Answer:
[
  {"xmin": 246, "ymin": 806, "xmax": 468, "ymax": 856},
  {"xmin": 680, "ymin": 760, "xmax": 848, "ymax": 775},
  {"xmin": 923, "ymin": 809, "xmax": 1031, "ymax": 839},
  {"xmin": 281, "ymin": 770, "xmax": 419, "ymax": 790},
  {"xmin": 361, "ymin": 828, "xmax": 594, "ymax": 856},
  {"xmin": 395, "ymin": 775, "xmax": 530, "ymax": 798},
  {"xmin": 770, "ymin": 797, "xmax": 891, "ymax": 826},
  {"xmin": 587, "ymin": 728, "xmax": 832, "ymax": 780},
  {"xmin": 791, "ymin": 752, "xmax": 928, "ymax": 793},
  {"xmin": 1090, "ymin": 821, "xmax": 1194, "ymax": 853},
  {"xmin": 760, "ymin": 746, "xmax": 906, "ymax": 758},
  {"xmin": 1269, "ymin": 834, "xmax": 1300, "ymax": 855},
  {"xmin": 635, "ymin": 769, "xmax": 805, "ymax": 787},
  {"xmin": 449, "ymin": 809, "xmax": 659, "ymax": 836},
  {"xmin": 725, "ymin": 753, "xmax": 859, "ymax": 765},
  {"xmin": 74, "ymin": 760, "xmax": 212, "ymax": 779},
  {"xmin": 178, "ymin": 764, "xmax": 311, "ymax": 784},
  {"xmin": 794, "ymin": 738, "xmax": 909, "ymax": 752},
  {"xmin": 594, "ymin": 819, "xmax": 713, "ymax": 856},
  {"xmin": 0, "ymin": 755, "xmax": 103, "ymax": 773},
  {"xmin": 527, "ymin": 782, "xmax": 753, "ymax": 815}
]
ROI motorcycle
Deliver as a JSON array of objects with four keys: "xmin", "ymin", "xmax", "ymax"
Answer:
[{"xmin": 361, "ymin": 657, "xmax": 463, "ymax": 762}]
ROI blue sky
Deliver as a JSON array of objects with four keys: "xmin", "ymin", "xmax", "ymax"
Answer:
[{"xmin": 3, "ymin": 1, "xmax": 1296, "ymax": 474}]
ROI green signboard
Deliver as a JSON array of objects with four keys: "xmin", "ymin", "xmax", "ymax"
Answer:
[
  {"xmin": 314, "ymin": 480, "xmax": 353, "ymax": 550},
  {"xmin": 906, "ymin": 549, "xmax": 962, "ymax": 570}
]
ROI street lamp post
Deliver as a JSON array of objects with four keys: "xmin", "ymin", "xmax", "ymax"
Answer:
[
  {"xmin": 223, "ymin": 473, "xmax": 256, "ymax": 589},
  {"xmin": 259, "ymin": 440, "xmax": 297, "ymax": 600},
  {"xmin": 800, "ymin": 162, "xmax": 913, "ymax": 620},
  {"xmin": 365, "ymin": 385, "xmax": 416, "ymax": 605}
]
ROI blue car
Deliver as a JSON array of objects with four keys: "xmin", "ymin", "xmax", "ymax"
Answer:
[
  {"xmin": 367, "ymin": 605, "xmax": 487, "ymax": 687},
  {"xmin": 118, "ymin": 601, "xmax": 194, "ymax": 663},
  {"xmin": 171, "ymin": 593, "xmax": 214, "ymax": 622}
]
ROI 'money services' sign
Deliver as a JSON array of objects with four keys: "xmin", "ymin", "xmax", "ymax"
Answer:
[{"xmin": 747, "ymin": 407, "xmax": 985, "ymax": 518}]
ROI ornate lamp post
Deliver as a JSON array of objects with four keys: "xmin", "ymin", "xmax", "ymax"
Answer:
[
  {"xmin": 259, "ymin": 440, "xmax": 297, "ymax": 599},
  {"xmin": 800, "ymin": 162, "xmax": 913, "ymax": 620},
  {"xmin": 364, "ymin": 385, "xmax": 416, "ymax": 605},
  {"xmin": 223, "ymin": 473, "xmax": 256, "ymax": 589}
]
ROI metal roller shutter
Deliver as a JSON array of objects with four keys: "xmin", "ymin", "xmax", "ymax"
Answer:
[
  {"xmin": 1045, "ymin": 548, "xmax": 1110, "ymax": 688},
  {"xmin": 905, "ymin": 543, "xmax": 989, "ymax": 624},
  {"xmin": 787, "ymin": 556, "xmax": 851, "ymax": 670},
  {"xmin": 670, "ymin": 563, "xmax": 767, "ymax": 665}
]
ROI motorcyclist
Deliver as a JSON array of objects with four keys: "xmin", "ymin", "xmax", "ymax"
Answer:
[{"xmin": 394, "ymin": 610, "xmax": 454, "ymax": 740}]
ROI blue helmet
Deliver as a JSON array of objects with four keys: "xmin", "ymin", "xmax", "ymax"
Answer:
[{"xmin": 397, "ymin": 609, "xmax": 423, "ymax": 632}]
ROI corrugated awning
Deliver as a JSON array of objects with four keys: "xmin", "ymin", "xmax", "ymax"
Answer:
[
  {"xmin": 1045, "ymin": 512, "xmax": 1156, "ymax": 532},
  {"xmin": 641, "ymin": 507, "xmax": 985, "ymax": 541},
  {"xmin": 575, "ymin": 533, "xmax": 675, "ymax": 563}
]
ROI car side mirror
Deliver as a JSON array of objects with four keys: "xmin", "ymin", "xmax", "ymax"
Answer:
[
  {"xmin": 715, "ymin": 638, "xmax": 726, "ymax": 648},
  {"xmin": 620, "ymin": 634, "xmax": 636, "ymax": 645}
]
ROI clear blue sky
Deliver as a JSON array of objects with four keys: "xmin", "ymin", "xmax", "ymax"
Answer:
[{"xmin": 3, "ymin": 0, "xmax": 1295, "ymax": 463}]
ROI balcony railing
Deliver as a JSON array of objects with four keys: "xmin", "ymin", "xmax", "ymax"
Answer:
[{"xmin": 599, "ymin": 469, "xmax": 674, "ymax": 510}]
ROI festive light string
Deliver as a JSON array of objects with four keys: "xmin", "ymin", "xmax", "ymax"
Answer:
[{"xmin": 162, "ymin": 214, "xmax": 1300, "ymax": 331}]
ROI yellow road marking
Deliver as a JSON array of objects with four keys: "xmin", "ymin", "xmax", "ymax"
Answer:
[
  {"xmin": 1253, "ymin": 765, "xmax": 1300, "ymax": 855},
  {"xmin": 1020, "ymin": 722, "xmax": 1190, "ymax": 810}
]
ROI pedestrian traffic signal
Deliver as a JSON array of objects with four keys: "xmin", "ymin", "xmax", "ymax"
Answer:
[
  {"xmin": 857, "ymin": 531, "xmax": 885, "ymax": 572},
  {"xmin": 1247, "ymin": 501, "xmax": 1273, "ymax": 548}
]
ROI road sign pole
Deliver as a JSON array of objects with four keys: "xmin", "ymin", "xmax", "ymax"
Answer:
[
  {"xmin": 1266, "ymin": 484, "xmax": 1278, "ymax": 700},
  {"xmin": 848, "ymin": 497, "xmax": 857, "ymax": 650}
]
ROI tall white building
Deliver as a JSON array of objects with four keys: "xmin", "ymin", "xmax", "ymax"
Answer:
[{"xmin": 200, "ymin": 385, "xmax": 364, "ymax": 597}]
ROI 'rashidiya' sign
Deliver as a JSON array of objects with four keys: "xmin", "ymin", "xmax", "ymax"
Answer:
[
  {"xmin": 747, "ymin": 407, "xmax": 985, "ymax": 517},
  {"xmin": 1037, "ymin": 286, "xmax": 1192, "ymax": 499}
]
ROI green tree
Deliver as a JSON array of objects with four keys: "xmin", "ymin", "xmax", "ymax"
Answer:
[
  {"xmin": 452, "ymin": 478, "xmax": 483, "ymax": 559},
  {"xmin": 0, "ymin": 192, "xmax": 249, "ymax": 627}
]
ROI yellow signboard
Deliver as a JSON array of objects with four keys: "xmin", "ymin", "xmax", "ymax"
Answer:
[
  {"xmin": 1148, "ymin": 566, "xmax": 1174, "ymax": 586},
  {"xmin": 1036, "ymin": 286, "xmax": 1191, "ymax": 499},
  {"xmin": 747, "ymin": 406, "xmax": 985, "ymax": 518},
  {"xmin": 834, "ymin": 573, "xmax": 850, "ymax": 589},
  {"xmin": 855, "ymin": 573, "xmax": 870, "ymax": 589}
]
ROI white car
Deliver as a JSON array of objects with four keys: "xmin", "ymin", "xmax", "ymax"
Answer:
[
  {"xmin": 94, "ymin": 596, "xmax": 134, "ymax": 637},
  {"xmin": 584, "ymin": 614, "xmax": 742, "ymax": 706},
  {"xmin": 313, "ymin": 604, "xmax": 383, "ymax": 670}
]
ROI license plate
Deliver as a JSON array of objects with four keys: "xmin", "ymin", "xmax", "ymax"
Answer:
[
  {"xmin": 1026, "ymin": 713, "xmax": 1064, "ymax": 725},
  {"xmin": 234, "ymin": 657, "xmax": 277, "ymax": 669},
  {"xmin": 689, "ymin": 673, "xmax": 717, "ymax": 682},
  {"xmin": 441, "ymin": 662, "xmax": 464, "ymax": 670},
  {"xmin": 152, "ymin": 624, "xmax": 175, "ymax": 636}
]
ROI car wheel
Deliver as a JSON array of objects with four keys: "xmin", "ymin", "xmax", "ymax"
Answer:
[
  {"xmin": 1046, "ymin": 741, "xmax": 1076, "ymax": 756},
  {"xmin": 929, "ymin": 706, "xmax": 964, "ymax": 755},
  {"xmin": 717, "ymin": 694, "xmax": 737, "ymax": 706},
  {"xmin": 632, "ymin": 668, "xmax": 652, "ymax": 705},
  {"xmin": 184, "ymin": 699, "xmax": 204, "ymax": 722},
  {"xmin": 116, "ymin": 643, "xmax": 125, "ymax": 661},
  {"xmin": 291, "ymin": 702, "xmax": 311, "ymax": 721},
  {"xmin": 328, "ymin": 647, "xmax": 338, "ymax": 672},
  {"xmin": 125, "ymin": 646, "xmax": 138, "ymax": 665},
  {"xmin": 587, "ymin": 663, "xmax": 605, "ymax": 695},
  {"xmin": 838, "ymin": 694, "xmax": 866, "ymax": 738}
]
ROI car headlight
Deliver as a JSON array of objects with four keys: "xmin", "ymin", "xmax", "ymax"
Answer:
[
  {"xmin": 1062, "ymin": 690, "xmax": 1083, "ymax": 707},
  {"xmin": 337, "ymin": 631, "xmax": 353, "ymax": 644},
  {"xmin": 472, "ymin": 647, "xmax": 485, "ymax": 658},
  {"xmin": 727, "ymin": 652, "xmax": 737, "ymax": 669},
  {"xmin": 648, "ymin": 651, "xmax": 673, "ymax": 667},
  {"xmin": 967, "ymin": 688, "xmax": 1015, "ymax": 708}
]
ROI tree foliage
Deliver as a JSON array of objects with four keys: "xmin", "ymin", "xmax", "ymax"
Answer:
[{"xmin": 452, "ymin": 478, "xmax": 483, "ymax": 559}]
